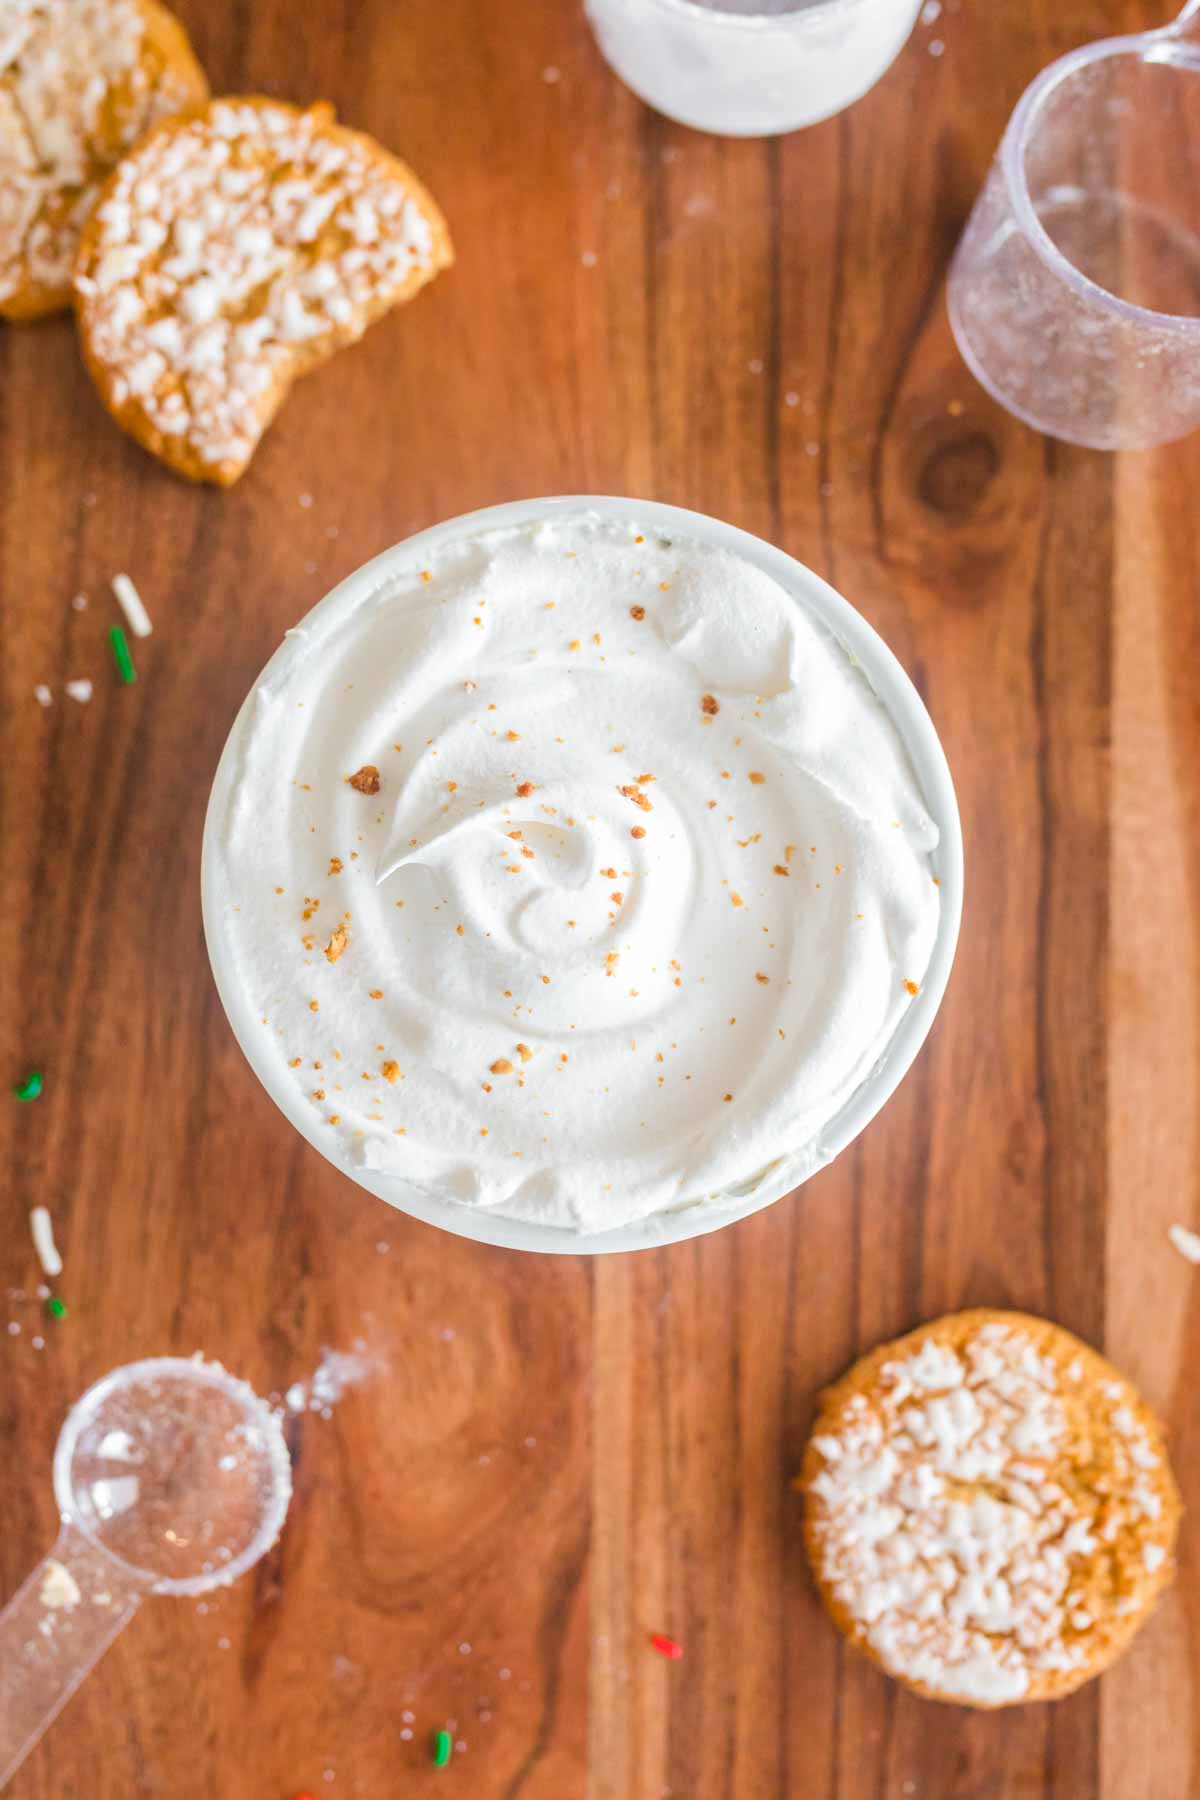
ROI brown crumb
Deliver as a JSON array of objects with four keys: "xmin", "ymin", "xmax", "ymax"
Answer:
[
  {"xmin": 630, "ymin": 605, "xmax": 646, "ymax": 621},
  {"xmin": 773, "ymin": 865, "xmax": 790, "ymax": 877},
  {"xmin": 490, "ymin": 1058, "xmax": 513, "ymax": 1075},
  {"xmin": 631, "ymin": 826, "xmax": 646, "ymax": 839},
  {"xmin": 516, "ymin": 1042, "xmax": 533, "ymax": 1062},
  {"xmin": 382, "ymin": 1061, "xmax": 400, "ymax": 1084},
  {"xmin": 479, "ymin": 1128, "xmax": 488, "ymax": 1137},
  {"xmin": 516, "ymin": 781, "xmax": 536, "ymax": 798},
  {"xmin": 312, "ymin": 1088, "xmax": 325, "ymax": 1101},
  {"xmin": 506, "ymin": 730, "xmax": 520, "ymax": 742},
  {"xmin": 636, "ymin": 773, "xmax": 655, "ymax": 784},
  {"xmin": 448, "ymin": 780, "xmax": 458, "ymax": 793},
  {"xmin": 756, "ymin": 972, "xmax": 770, "ymax": 984},
  {"xmin": 348, "ymin": 765, "xmax": 380, "ymax": 795},
  {"xmin": 328, "ymin": 1114, "xmax": 340, "ymax": 1125},
  {"xmin": 288, "ymin": 1057, "xmax": 302, "ymax": 1068},
  {"xmin": 748, "ymin": 771, "xmax": 766, "ymax": 784},
  {"xmin": 568, "ymin": 639, "xmax": 581, "ymax": 651},
  {"xmin": 324, "ymin": 923, "xmax": 349, "ymax": 963},
  {"xmin": 730, "ymin": 892, "xmax": 744, "ymax": 907},
  {"xmin": 456, "ymin": 924, "xmax": 465, "ymax": 936},
  {"xmin": 309, "ymin": 999, "xmax": 319, "ymax": 1012},
  {"xmin": 904, "ymin": 979, "xmax": 920, "ymax": 996},
  {"xmin": 700, "ymin": 694, "xmax": 719, "ymax": 716},
  {"xmin": 369, "ymin": 989, "xmax": 383, "ymax": 999},
  {"xmin": 611, "ymin": 891, "xmax": 624, "ymax": 905},
  {"xmin": 619, "ymin": 784, "xmax": 653, "ymax": 812},
  {"xmin": 785, "ymin": 844, "xmax": 797, "ymax": 862},
  {"xmin": 328, "ymin": 857, "xmax": 343, "ymax": 875},
  {"xmin": 724, "ymin": 1093, "xmax": 733, "ymax": 1102},
  {"xmin": 605, "ymin": 952, "xmax": 619, "ymax": 977}
]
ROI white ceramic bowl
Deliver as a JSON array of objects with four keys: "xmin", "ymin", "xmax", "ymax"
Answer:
[{"xmin": 202, "ymin": 497, "xmax": 963, "ymax": 1255}]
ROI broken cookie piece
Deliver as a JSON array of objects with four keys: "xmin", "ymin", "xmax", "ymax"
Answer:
[{"xmin": 73, "ymin": 96, "xmax": 452, "ymax": 483}]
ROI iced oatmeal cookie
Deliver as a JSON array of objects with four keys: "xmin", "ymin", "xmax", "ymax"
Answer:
[
  {"xmin": 0, "ymin": 0, "xmax": 207, "ymax": 320},
  {"xmin": 800, "ymin": 1310, "xmax": 1181, "ymax": 1707},
  {"xmin": 74, "ymin": 96, "xmax": 453, "ymax": 484}
]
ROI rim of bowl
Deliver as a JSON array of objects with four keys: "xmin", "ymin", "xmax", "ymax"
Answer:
[
  {"xmin": 202, "ymin": 496, "xmax": 963, "ymax": 1256},
  {"xmin": 611, "ymin": 0, "xmax": 877, "ymax": 27},
  {"xmin": 1000, "ymin": 26, "xmax": 1200, "ymax": 337}
]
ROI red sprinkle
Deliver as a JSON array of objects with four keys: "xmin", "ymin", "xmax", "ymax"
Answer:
[{"xmin": 649, "ymin": 1633, "xmax": 683, "ymax": 1661}]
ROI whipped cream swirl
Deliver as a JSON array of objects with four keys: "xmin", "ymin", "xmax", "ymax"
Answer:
[{"xmin": 208, "ymin": 513, "xmax": 941, "ymax": 1233}]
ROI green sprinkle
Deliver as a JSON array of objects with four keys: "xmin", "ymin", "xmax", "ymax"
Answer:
[
  {"xmin": 109, "ymin": 625, "xmax": 137, "ymax": 684},
  {"xmin": 46, "ymin": 1297, "xmax": 67, "ymax": 1320},
  {"xmin": 13, "ymin": 1070, "xmax": 42, "ymax": 1101},
  {"xmin": 432, "ymin": 1730, "xmax": 452, "ymax": 1769}
]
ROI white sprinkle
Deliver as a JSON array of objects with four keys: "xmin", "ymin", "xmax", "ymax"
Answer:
[
  {"xmin": 30, "ymin": 1206, "xmax": 63, "ymax": 1277},
  {"xmin": 112, "ymin": 572, "xmax": 153, "ymax": 638},
  {"xmin": 40, "ymin": 1561, "xmax": 82, "ymax": 1610},
  {"xmin": 498, "ymin": 1667, "xmax": 511, "ymax": 1680},
  {"xmin": 441, "ymin": 1327, "xmax": 456, "ymax": 1341},
  {"xmin": 285, "ymin": 1382, "xmax": 307, "ymax": 1412},
  {"xmin": 459, "ymin": 1641, "xmax": 472, "ymax": 1654},
  {"xmin": 455, "ymin": 1741, "xmax": 467, "ymax": 1754},
  {"xmin": 72, "ymin": 593, "xmax": 88, "ymax": 611},
  {"xmin": 299, "ymin": 492, "xmax": 314, "ymax": 509},
  {"xmin": 805, "ymin": 440, "xmax": 820, "ymax": 457},
  {"xmin": 7, "ymin": 1321, "xmax": 20, "ymax": 1336},
  {"xmin": 400, "ymin": 1728, "xmax": 413, "ymax": 1741},
  {"xmin": 928, "ymin": 37, "xmax": 945, "ymax": 56},
  {"xmin": 34, "ymin": 684, "xmax": 52, "ymax": 708},
  {"xmin": 524, "ymin": 1436, "xmax": 537, "ymax": 1448},
  {"xmin": 747, "ymin": 358, "xmax": 764, "ymax": 374},
  {"xmin": 920, "ymin": 0, "xmax": 941, "ymax": 20},
  {"xmin": 65, "ymin": 679, "xmax": 93, "ymax": 704},
  {"xmin": 376, "ymin": 1240, "xmax": 390, "ymax": 1254},
  {"xmin": 581, "ymin": 250, "xmax": 598, "ymax": 268},
  {"xmin": 218, "ymin": 1636, "xmax": 231, "ymax": 1649},
  {"xmin": 784, "ymin": 391, "xmax": 799, "ymax": 407},
  {"xmin": 542, "ymin": 65, "xmax": 561, "ymax": 83},
  {"xmin": 1168, "ymin": 1223, "xmax": 1200, "ymax": 1264},
  {"xmin": 31, "ymin": 1336, "xmax": 45, "ymax": 1350},
  {"xmin": 401, "ymin": 1710, "xmax": 415, "ymax": 1722}
]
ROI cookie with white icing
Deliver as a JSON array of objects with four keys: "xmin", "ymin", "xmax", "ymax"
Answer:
[
  {"xmin": 800, "ymin": 1310, "xmax": 1180, "ymax": 1707},
  {"xmin": 74, "ymin": 97, "xmax": 453, "ymax": 484},
  {"xmin": 0, "ymin": 0, "xmax": 207, "ymax": 321}
]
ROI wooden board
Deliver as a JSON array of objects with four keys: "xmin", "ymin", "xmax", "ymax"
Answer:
[{"xmin": 2, "ymin": 1, "xmax": 1198, "ymax": 1794}]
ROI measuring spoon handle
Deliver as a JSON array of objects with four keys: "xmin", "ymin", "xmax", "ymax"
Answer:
[{"xmin": 0, "ymin": 1524, "xmax": 143, "ymax": 1790}]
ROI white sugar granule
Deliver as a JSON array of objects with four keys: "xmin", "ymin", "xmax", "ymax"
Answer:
[
  {"xmin": 65, "ymin": 679, "xmax": 93, "ymax": 703},
  {"xmin": 1168, "ymin": 1223, "xmax": 1200, "ymax": 1265},
  {"xmin": 34, "ymin": 685, "xmax": 52, "ymax": 707}
]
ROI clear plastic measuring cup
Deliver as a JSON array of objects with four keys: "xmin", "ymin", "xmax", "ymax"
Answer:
[
  {"xmin": 0, "ymin": 1358, "xmax": 292, "ymax": 1789},
  {"xmin": 583, "ymin": 0, "xmax": 924, "ymax": 138},
  {"xmin": 948, "ymin": 1, "xmax": 1200, "ymax": 449}
]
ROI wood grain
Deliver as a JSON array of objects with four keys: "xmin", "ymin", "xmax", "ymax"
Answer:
[{"xmin": 2, "ymin": 1, "xmax": 1198, "ymax": 1795}]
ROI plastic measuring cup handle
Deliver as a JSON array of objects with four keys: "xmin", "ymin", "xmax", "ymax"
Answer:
[{"xmin": 0, "ymin": 1524, "xmax": 143, "ymax": 1790}]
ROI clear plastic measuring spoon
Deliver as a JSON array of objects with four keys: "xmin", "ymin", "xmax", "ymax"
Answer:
[
  {"xmin": 0, "ymin": 1357, "xmax": 292, "ymax": 1789},
  {"xmin": 948, "ymin": 0, "xmax": 1200, "ymax": 448}
]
